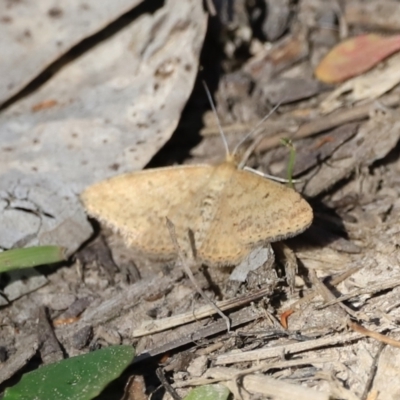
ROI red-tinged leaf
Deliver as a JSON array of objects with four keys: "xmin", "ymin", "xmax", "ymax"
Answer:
[{"xmin": 315, "ymin": 34, "xmax": 400, "ymax": 83}]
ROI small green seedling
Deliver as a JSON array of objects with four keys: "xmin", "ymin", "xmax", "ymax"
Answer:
[
  {"xmin": 183, "ymin": 384, "xmax": 230, "ymax": 400},
  {"xmin": 280, "ymin": 138, "xmax": 296, "ymax": 189}
]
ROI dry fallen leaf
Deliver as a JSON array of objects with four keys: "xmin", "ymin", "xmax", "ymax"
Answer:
[
  {"xmin": 315, "ymin": 33, "xmax": 400, "ymax": 83},
  {"xmin": 320, "ymin": 52, "xmax": 400, "ymax": 113}
]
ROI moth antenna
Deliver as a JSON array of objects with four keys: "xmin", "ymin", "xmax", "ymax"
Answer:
[
  {"xmin": 202, "ymin": 81, "xmax": 230, "ymax": 158},
  {"xmin": 232, "ymin": 101, "xmax": 282, "ymax": 158}
]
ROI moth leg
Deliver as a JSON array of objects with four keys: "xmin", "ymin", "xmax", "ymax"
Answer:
[{"xmin": 272, "ymin": 242, "xmax": 298, "ymax": 294}]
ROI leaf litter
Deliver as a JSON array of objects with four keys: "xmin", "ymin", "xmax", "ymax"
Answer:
[{"xmin": 2, "ymin": 0, "xmax": 400, "ymax": 399}]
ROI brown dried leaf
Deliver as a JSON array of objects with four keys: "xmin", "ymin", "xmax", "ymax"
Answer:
[
  {"xmin": 315, "ymin": 34, "xmax": 400, "ymax": 83},
  {"xmin": 320, "ymin": 53, "xmax": 400, "ymax": 114}
]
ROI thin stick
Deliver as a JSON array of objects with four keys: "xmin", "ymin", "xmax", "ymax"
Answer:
[
  {"xmin": 166, "ymin": 218, "xmax": 231, "ymax": 331},
  {"xmin": 318, "ymin": 277, "xmax": 400, "ymax": 309},
  {"xmin": 215, "ymin": 331, "xmax": 363, "ymax": 364},
  {"xmin": 281, "ymin": 265, "xmax": 362, "ymax": 314},
  {"xmin": 204, "ymin": 0, "xmax": 217, "ymax": 16},
  {"xmin": 175, "ymin": 357, "xmax": 337, "ymax": 387},
  {"xmin": 348, "ymin": 320, "xmax": 400, "ymax": 349},
  {"xmin": 256, "ymin": 92, "xmax": 400, "ymax": 153},
  {"xmin": 361, "ymin": 343, "xmax": 385, "ymax": 400},
  {"xmin": 176, "ymin": 365, "xmax": 332, "ymax": 400},
  {"xmin": 132, "ymin": 287, "xmax": 269, "ymax": 337},
  {"xmin": 155, "ymin": 368, "xmax": 180, "ymax": 400},
  {"xmin": 134, "ymin": 306, "xmax": 261, "ymax": 361},
  {"xmin": 308, "ymin": 269, "xmax": 359, "ymax": 320}
]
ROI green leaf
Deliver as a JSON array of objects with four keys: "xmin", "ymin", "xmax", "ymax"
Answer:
[
  {"xmin": 0, "ymin": 246, "xmax": 66, "ymax": 273},
  {"xmin": 183, "ymin": 384, "xmax": 231, "ymax": 400},
  {"xmin": 3, "ymin": 345, "xmax": 135, "ymax": 400}
]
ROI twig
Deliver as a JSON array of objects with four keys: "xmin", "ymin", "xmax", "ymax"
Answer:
[
  {"xmin": 280, "ymin": 138, "xmax": 296, "ymax": 188},
  {"xmin": 204, "ymin": 0, "xmax": 216, "ymax": 16},
  {"xmin": 132, "ymin": 287, "xmax": 270, "ymax": 337},
  {"xmin": 134, "ymin": 307, "xmax": 260, "ymax": 362},
  {"xmin": 280, "ymin": 265, "xmax": 362, "ymax": 317},
  {"xmin": 215, "ymin": 331, "xmax": 363, "ymax": 364},
  {"xmin": 241, "ymin": 373, "xmax": 330, "ymax": 400},
  {"xmin": 256, "ymin": 92, "xmax": 400, "ymax": 152},
  {"xmin": 175, "ymin": 357, "xmax": 337, "ymax": 387},
  {"xmin": 156, "ymin": 367, "xmax": 181, "ymax": 400},
  {"xmin": 37, "ymin": 307, "xmax": 64, "ymax": 364},
  {"xmin": 348, "ymin": 320, "xmax": 400, "ymax": 349},
  {"xmin": 308, "ymin": 269, "xmax": 359, "ymax": 320},
  {"xmin": 319, "ymin": 277, "xmax": 400, "ymax": 309},
  {"xmin": 176, "ymin": 366, "xmax": 331, "ymax": 400},
  {"xmin": 361, "ymin": 343, "xmax": 385, "ymax": 400}
]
